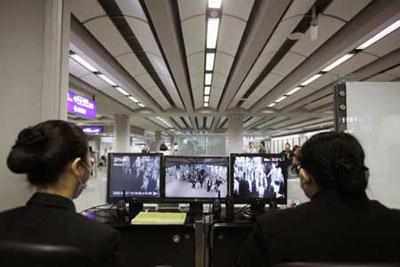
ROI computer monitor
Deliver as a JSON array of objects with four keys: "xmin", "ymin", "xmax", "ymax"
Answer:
[
  {"xmin": 231, "ymin": 154, "xmax": 287, "ymax": 204},
  {"xmin": 164, "ymin": 156, "xmax": 229, "ymax": 202},
  {"xmin": 107, "ymin": 153, "xmax": 162, "ymax": 202}
]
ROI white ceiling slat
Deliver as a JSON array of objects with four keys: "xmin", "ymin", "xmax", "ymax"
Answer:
[
  {"xmin": 117, "ymin": 53, "xmax": 147, "ymax": 78},
  {"xmin": 70, "ymin": 0, "xmax": 105, "ymax": 22},
  {"xmin": 323, "ymin": 0, "xmax": 372, "ymax": 22},
  {"xmin": 273, "ymin": 88, "xmax": 314, "ymax": 110},
  {"xmin": 210, "ymin": 74, "xmax": 228, "ymax": 108},
  {"xmin": 291, "ymin": 16, "xmax": 345, "ymax": 58},
  {"xmin": 68, "ymin": 58, "xmax": 92, "ymax": 78},
  {"xmin": 366, "ymin": 73, "xmax": 396, "ymax": 82},
  {"xmin": 272, "ymin": 53, "xmax": 306, "ymax": 78},
  {"xmin": 385, "ymin": 66, "xmax": 400, "ymax": 77},
  {"xmin": 330, "ymin": 52, "xmax": 377, "ymax": 77},
  {"xmin": 243, "ymin": 117, "xmax": 263, "ymax": 128},
  {"xmin": 115, "ymin": 0, "xmax": 147, "ymax": 21},
  {"xmin": 218, "ymin": 16, "xmax": 247, "ymax": 56},
  {"xmin": 198, "ymin": 117, "xmax": 204, "ymax": 129},
  {"xmin": 182, "ymin": 16, "xmax": 206, "ymax": 56},
  {"xmin": 223, "ymin": 0, "xmax": 254, "ymax": 21},
  {"xmin": 125, "ymin": 18, "xmax": 161, "ymax": 56},
  {"xmin": 84, "ymin": 17, "xmax": 132, "ymax": 57},
  {"xmin": 304, "ymin": 95, "xmax": 333, "ymax": 110},
  {"xmin": 135, "ymin": 73, "xmax": 158, "ymax": 89},
  {"xmin": 205, "ymin": 117, "xmax": 213, "ymax": 129},
  {"xmin": 363, "ymin": 31, "xmax": 400, "ymax": 57},
  {"xmin": 178, "ymin": 0, "xmax": 206, "ymax": 21}
]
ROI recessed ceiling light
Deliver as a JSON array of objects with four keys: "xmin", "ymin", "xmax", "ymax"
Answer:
[
  {"xmin": 204, "ymin": 86, "xmax": 211, "ymax": 95},
  {"xmin": 204, "ymin": 95, "xmax": 210, "ymax": 102},
  {"xmin": 208, "ymin": 0, "xmax": 222, "ymax": 8},
  {"xmin": 115, "ymin": 87, "xmax": 130, "ymax": 96},
  {"xmin": 300, "ymin": 74, "xmax": 322, "ymax": 86},
  {"xmin": 275, "ymin": 96, "xmax": 287, "ymax": 103},
  {"xmin": 322, "ymin": 54, "xmax": 355, "ymax": 72},
  {"xmin": 204, "ymin": 102, "xmax": 209, "ymax": 107},
  {"xmin": 205, "ymin": 73, "xmax": 212, "ymax": 85},
  {"xmin": 286, "ymin": 87, "xmax": 302, "ymax": 96},
  {"xmin": 128, "ymin": 96, "xmax": 138, "ymax": 103},
  {"xmin": 206, "ymin": 18, "xmax": 220, "ymax": 49},
  {"xmin": 97, "ymin": 74, "xmax": 117, "ymax": 87},
  {"xmin": 268, "ymin": 103, "xmax": 276, "ymax": 108},
  {"xmin": 205, "ymin": 53, "xmax": 215, "ymax": 71},
  {"xmin": 137, "ymin": 103, "xmax": 145, "ymax": 107},
  {"xmin": 70, "ymin": 53, "xmax": 98, "ymax": 72},
  {"xmin": 357, "ymin": 20, "xmax": 400, "ymax": 50}
]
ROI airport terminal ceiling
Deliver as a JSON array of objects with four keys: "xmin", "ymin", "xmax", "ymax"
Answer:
[{"xmin": 67, "ymin": 0, "xmax": 400, "ymax": 137}]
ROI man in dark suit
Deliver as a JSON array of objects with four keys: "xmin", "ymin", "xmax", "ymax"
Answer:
[{"xmin": 236, "ymin": 132, "xmax": 400, "ymax": 266}]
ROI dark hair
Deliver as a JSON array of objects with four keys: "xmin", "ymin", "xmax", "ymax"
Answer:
[
  {"xmin": 7, "ymin": 120, "xmax": 88, "ymax": 186},
  {"xmin": 299, "ymin": 132, "xmax": 369, "ymax": 194},
  {"xmin": 260, "ymin": 141, "xmax": 265, "ymax": 147}
]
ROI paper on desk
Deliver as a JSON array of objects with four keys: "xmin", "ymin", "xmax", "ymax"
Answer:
[{"xmin": 131, "ymin": 212, "xmax": 187, "ymax": 225}]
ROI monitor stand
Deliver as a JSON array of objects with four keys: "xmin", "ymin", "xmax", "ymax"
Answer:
[
  {"xmin": 128, "ymin": 200, "xmax": 144, "ymax": 220},
  {"xmin": 188, "ymin": 203, "xmax": 203, "ymax": 220},
  {"xmin": 268, "ymin": 199, "xmax": 278, "ymax": 210},
  {"xmin": 242, "ymin": 200, "xmax": 265, "ymax": 220}
]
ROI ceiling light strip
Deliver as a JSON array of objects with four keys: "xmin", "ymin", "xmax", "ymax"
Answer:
[
  {"xmin": 70, "ymin": 50, "xmax": 145, "ymax": 108},
  {"xmin": 203, "ymin": 0, "xmax": 222, "ymax": 107}
]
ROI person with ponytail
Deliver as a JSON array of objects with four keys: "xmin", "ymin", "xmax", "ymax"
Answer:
[
  {"xmin": 0, "ymin": 120, "xmax": 120, "ymax": 266},
  {"xmin": 236, "ymin": 132, "xmax": 400, "ymax": 267}
]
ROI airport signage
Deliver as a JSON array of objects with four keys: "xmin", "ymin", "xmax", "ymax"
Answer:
[
  {"xmin": 67, "ymin": 91, "xmax": 96, "ymax": 119},
  {"xmin": 82, "ymin": 126, "xmax": 103, "ymax": 134}
]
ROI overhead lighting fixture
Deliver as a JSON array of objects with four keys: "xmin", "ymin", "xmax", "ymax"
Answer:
[
  {"xmin": 137, "ymin": 103, "xmax": 145, "ymax": 107},
  {"xmin": 204, "ymin": 102, "xmax": 209, "ymax": 107},
  {"xmin": 357, "ymin": 20, "xmax": 400, "ymax": 50},
  {"xmin": 204, "ymin": 95, "xmax": 210, "ymax": 102},
  {"xmin": 70, "ymin": 53, "xmax": 98, "ymax": 72},
  {"xmin": 268, "ymin": 103, "xmax": 276, "ymax": 108},
  {"xmin": 300, "ymin": 74, "xmax": 322, "ymax": 86},
  {"xmin": 115, "ymin": 87, "xmax": 130, "ymax": 96},
  {"xmin": 208, "ymin": 0, "xmax": 222, "ymax": 8},
  {"xmin": 322, "ymin": 54, "xmax": 355, "ymax": 72},
  {"xmin": 205, "ymin": 73, "xmax": 212, "ymax": 85},
  {"xmin": 275, "ymin": 96, "xmax": 287, "ymax": 103},
  {"xmin": 206, "ymin": 18, "xmax": 220, "ymax": 49},
  {"xmin": 204, "ymin": 86, "xmax": 211, "ymax": 95},
  {"xmin": 206, "ymin": 53, "xmax": 215, "ymax": 71},
  {"xmin": 128, "ymin": 96, "xmax": 138, "ymax": 103},
  {"xmin": 286, "ymin": 87, "xmax": 302, "ymax": 96},
  {"xmin": 97, "ymin": 74, "xmax": 117, "ymax": 87}
]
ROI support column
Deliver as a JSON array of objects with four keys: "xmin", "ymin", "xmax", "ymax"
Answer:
[
  {"xmin": 227, "ymin": 114, "xmax": 244, "ymax": 154},
  {"xmin": 0, "ymin": 0, "xmax": 70, "ymax": 211},
  {"xmin": 154, "ymin": 130, "xmax": 162, "ymax": 152},
  {"xmin": 114, "ymin": 114, "xmax": 130, "ymax": 152}
]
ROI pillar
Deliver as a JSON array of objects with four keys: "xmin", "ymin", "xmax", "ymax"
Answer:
[
  {"xmin": 154, "ymin": 130, "xmax": 162, "ymax": 152},
  {"xmin": 227, "ymin": 114, "xmax": 244, "ymax": 154},
  {"xmin": 114, "ymin": 114, "xmax": 130, "ymax": 152},
  {"xmin": 0, "ymin": 0, "xmax": 70, "ymax": 210}
]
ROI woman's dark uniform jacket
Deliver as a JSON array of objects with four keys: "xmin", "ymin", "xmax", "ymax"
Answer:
[
  {"xmin": 0, "ymin": 193, "xmax": 120, "ymax": 267},
  {"xmin": 236, "ymin": 190, "xmax": 400, "ymax": 267}
]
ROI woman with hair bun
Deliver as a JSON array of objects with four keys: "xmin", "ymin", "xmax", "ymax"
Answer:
[
  {"xmin": 0, "ymin": 120, "xmax": 120, "ymax": 266},
  {"xmin": 236, "ymin": 132, "xmax": 400, "ymax": 267}
]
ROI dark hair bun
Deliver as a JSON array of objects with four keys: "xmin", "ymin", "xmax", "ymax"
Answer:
[
  {"xmin": 334, "ymin": 158, "xmax": 369, "ymax": 193},
  {"xmin": 7, "ymin": 121, "xmax": 88, "ymax": 186}
]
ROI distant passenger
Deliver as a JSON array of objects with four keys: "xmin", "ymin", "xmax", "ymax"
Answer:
[
  {"xmin": 247, "ymin": 141, "xmax": 256, "ymax": 153},
  {"xmin": 0, "ymin": 120, "xmax": 120, "ymax": 266},
  {"xmin": 236, "ymin": 132, "xmax": 400, "ymax": 266},
  {"xmin": 258, "ymin": 141, "xmax": 267, "ymax": 154}
]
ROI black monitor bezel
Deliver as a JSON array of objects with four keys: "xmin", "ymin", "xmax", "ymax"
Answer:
[
  {"xmin": 230, "ymin": 153, "xmax": 288, "ymax": 205},
  {"xmin": 106, "ymin": 153, "xmax": 164, "ymax": 203},
  {"xmin": 163, "ymin": 155, "xmax": 230, "ymax": 203}
]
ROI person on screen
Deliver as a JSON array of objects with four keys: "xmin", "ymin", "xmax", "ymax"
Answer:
[
  {"xmin": 0, "ymin": 120, "xmax": 120, "ymax": 267},
  {"xmin": 235, "ymin": 132, "xmax": 400, "ymax": 266}
]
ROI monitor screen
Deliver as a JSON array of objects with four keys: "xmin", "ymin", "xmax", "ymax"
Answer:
[
  {"xmin": 232, "ymin": 154, "xmax": 287, "ymax": 203},
  {"xmin": 107, "ymin": 153, "xmax": 162, "ymax": 201},
  {"xmin": 164, "ymin": 156, "xmax": 229, "ymax": 200}
]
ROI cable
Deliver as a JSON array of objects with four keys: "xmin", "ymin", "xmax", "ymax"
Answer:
[{"xmin": 79, "ymin": 202, "xmax": 114, "ymax": 214}]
